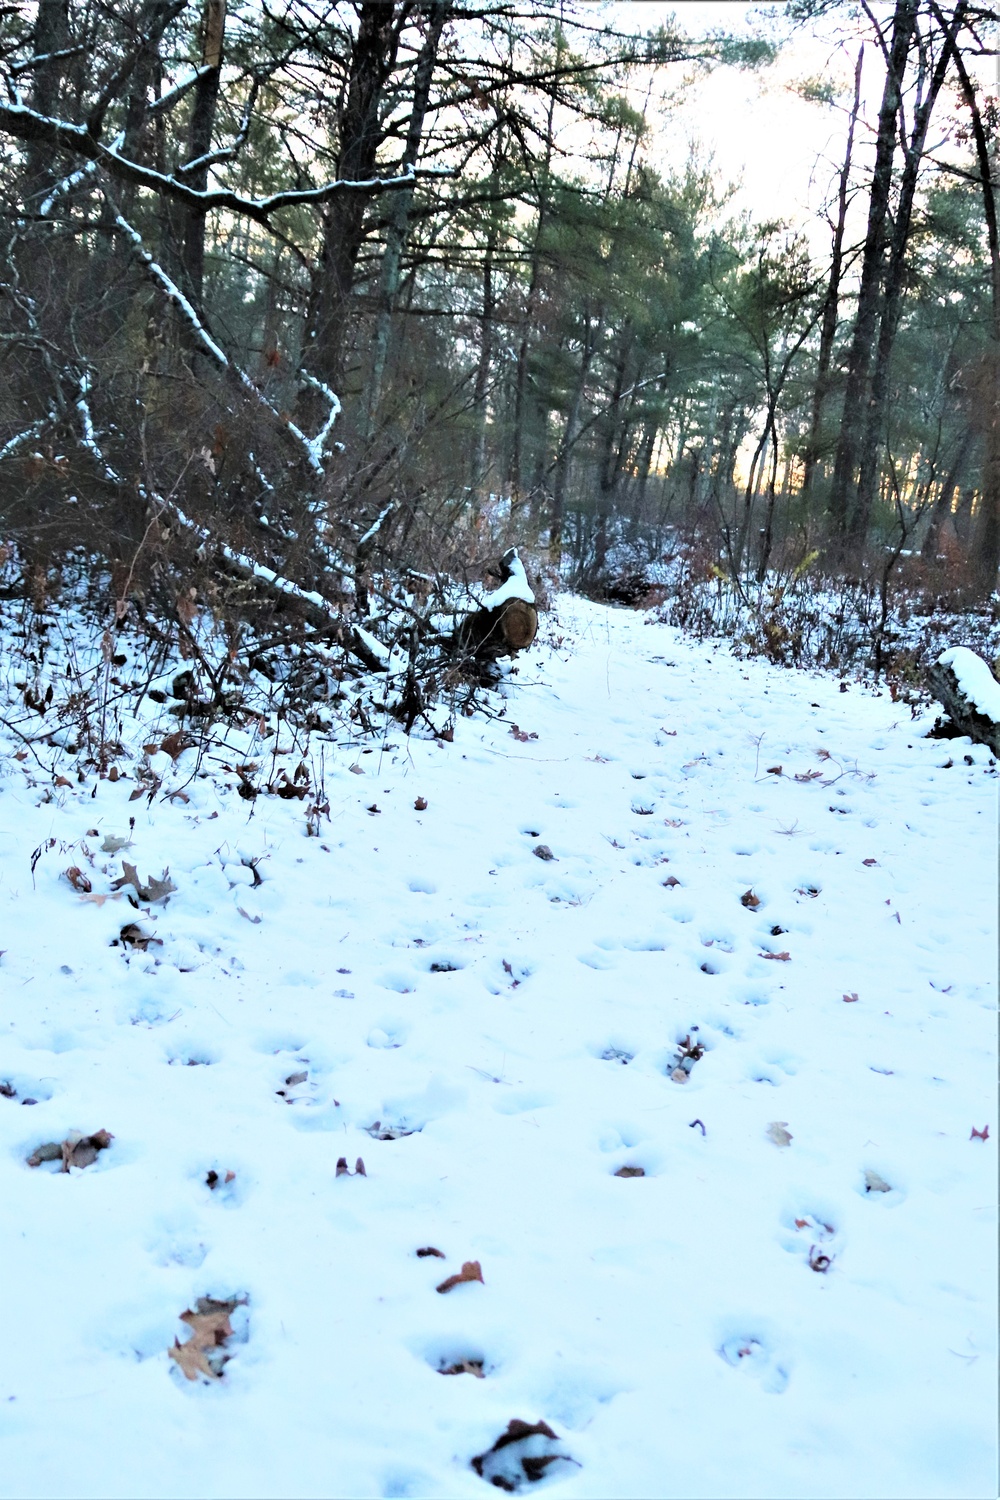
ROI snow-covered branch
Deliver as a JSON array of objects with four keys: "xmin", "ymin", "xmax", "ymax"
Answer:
[
  {"xmin": 164, "ymin": 502, "xmax": 388, "ymax": 674},
  {"xmin": 110, "ymin": 204, "xmax": 340, "ymax": 478},
  {"xmin": 0, "ymin": 413, "xmax": 58, "ymax": 464},
  {"xmin": 0, "ymin": 103, "xmax": 451, "ymax": 228}
]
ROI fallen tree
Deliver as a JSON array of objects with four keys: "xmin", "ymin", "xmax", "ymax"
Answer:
[{"xmin": 926, "ymin": 646, "xmax": 1000, "ymax": 755}]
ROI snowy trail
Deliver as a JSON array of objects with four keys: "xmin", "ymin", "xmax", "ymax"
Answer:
[{"xmin": 0, "ymin": 598, "xmax": 995, "ymax": 1499}]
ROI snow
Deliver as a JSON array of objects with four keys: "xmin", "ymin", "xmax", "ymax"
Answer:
[
  {"xmin": 937, "ymin": 646, "xmax": 1000, "ymax": 723},
  {"xmin": 0, "ymin": 598, "xmax": 995, "ymax": 1499},
  {"xmin": 480, "ymin": 552, "xmax": 535, "ymax": 609}
]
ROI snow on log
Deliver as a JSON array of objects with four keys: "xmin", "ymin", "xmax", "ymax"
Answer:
[
  {"xmin": 927, "ymin": 646, "xmax": 1000, "ymax": 755},
  {"xmin": 456, "ymin": 548, "xmax": 538, "ymax": 660}
]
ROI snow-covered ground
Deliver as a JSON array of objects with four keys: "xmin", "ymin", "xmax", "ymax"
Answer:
[{"xmin": 0, "ymin": 597, "xmax": 996, "ymax": 1500}]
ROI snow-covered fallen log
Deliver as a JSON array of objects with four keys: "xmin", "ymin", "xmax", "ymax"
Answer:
[
  {"xmin": 927, "ymin": 645, "xmax": 1000, "ymax": 754},
  {"xmin": 456, "ymin": 547, "xmax": 538, "ymax": 660}
]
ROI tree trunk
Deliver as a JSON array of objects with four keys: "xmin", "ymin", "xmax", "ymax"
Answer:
[
  {"xmin": 828, "ymin": 0, "xmax": 917, "ymax": 542},
  {"xmin": 936, "ymin": 6, "xmax": 1000, "ymax": 593},
  {"xmin": 182, "ymin": 0, "xmax": 226, "ymax": 306},
  {"xmin": 363, "ymin": 0, "xmax": 448, "ymax": 439},
  {"xmin": 851, "ymin": 3, "xmax": 966, "ymax": 548},
  {"xmin": 921, "ymin": 429, "xmax": 972, "ymax": 561},
  {"xmin": 302, "ymin": 2, "xmax": 403, "ymax": 402},
  {"xmin": 23, "ymin": 0, "xmax": 70, "ymax": 203},
  {"xmin": 801, "ymin": 43, "xmax": 863, "ymax": 501}
]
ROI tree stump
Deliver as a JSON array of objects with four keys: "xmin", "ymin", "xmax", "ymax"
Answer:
[
  {"xmin": 456, "ymin": 548, "xmax": 538, "ymax": 663},
  {"xmin": 926, "ymin": 646, "xmax": 1000, "ymax": 755}
]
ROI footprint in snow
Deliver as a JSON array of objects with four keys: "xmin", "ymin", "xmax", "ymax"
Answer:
[
  {"xmin": 777, "ymin": 1206, "xmax": 841, "ymax": 1273},
  {"xmin": 717, "ymin": 1332, "xmax": 790, "ymax": 1394}
]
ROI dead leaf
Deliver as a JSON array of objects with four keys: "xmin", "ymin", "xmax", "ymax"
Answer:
[
  {"xmin": 843, "ymin": 992, "xmax": 859, "ymax": 1003},
  {"xmin": 336, "ymin": 1156, "xmax": 367, "ymax": 1177},
  {"xmin": 169, "ymin": 1297, "xmax": 241, "ymax": 1382},
  {"xmin": 532, "ymin": 844, "xmax": 556, "ymax": 861},
  {"xmin": 740, "ymin": 889, "xmax": 761, "ymax": 909},
  {"xmin": 614, "ymin": 1165, "xmax": 645, "ymax": 1178},
  {"xmin": 25, "ymin": 1141, "xmax": 63, "ymax": 1166},
  {"xmin": 971, "ymin": 1124, "xmax": 990, "ymax": 1141},
  {"xmin": 794, "ymin": 770, "xmax": 822, "ymax": 782},
  {"xmin": 414, "ymin": 796, "xmax": 428, "ymax": 810},
  {"xmin": 440, "ymin": 1359, "xmax": 485, "ymax": 1377},
  {"xmin": 471, "ymin": 1420, "xmax": 579, "ymax": 1489},
  {"xmin": 349, "ymin": 764, "xmax": 364, "ymax": 775},
  {"xmin": 862, "ymin": 858, "xmax": 877, "ymax": 867},
  {"xmin": 100, "ymin": 834, "xmax": 132, "ymax": 854},
  {"xmin": 54, "ymin": 775, "xmax": 72, "ymax": 788},
  {"xmin": 62, "ymin": 1128, "xmax": 113, "ymax": 1170},
  {"xmin": 761, "ymin": 950, "xmax": 791, "ymax": 961},
  {"xmin": 27, "ymin": 1129, "xmax": 112, "ymax": 1170},
  {"xmin": 159, "ymin": 730, "xmax": 195, "ymax": 761},
  {"xmin": 663, "ymin": 817, "xmax": 685, "ymax": 827},
  {"xmin": 766, "ymin": 765, "xmax": 782, "ymax": 775},
  {"xmin": 509, "ymin": 724, "xmax": 538, "ymax": 742},
  {"xmin": 145, "ymin": 871, "xmax": 177, "ymax": 903},
  {"xmin": 662, "ymin": 875, "xmax": 681, "ymax": 888},
  {"xmin": 416, "ymin": 1246, "xmax": 446, "ymax": 1258},
  {"xmin": 794, "ymin": 1217, "xmax": 809, "ymax": 1228},
  {"xmin": 766, "ymin": 1121, "xmax": 792, "ymax": 1147},
  {"xmin": 112, "ymin": 863, "xmax": 175, "ymax": 904},
  {"xmin": 119, "ymin": 922, "xmax": 161, "ymax": 950},
  {"xmin": 436, "ymin": 1260, "xmax": 484, "ymax": 1293},
  {"xmin": 79, "ymin": 891, "xmax": 121, "ymax": 906},
  {"xmin": 237, "ymin": 906, "xmax": 261, "ymax": 924},
  {"xmin": 64, "ymin": 866, "xmax": 92, "ymax": 893}
]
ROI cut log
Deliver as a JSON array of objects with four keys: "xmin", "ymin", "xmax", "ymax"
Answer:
[
  {"xmin": 458, "ymin": 596, "xmax": 538, "ymax": 659},
  {"xmin": 926, "ymin": 646, "xmax": 1000, "ymax": 755},
  {"xmin": 455, "ymin": 547, "xmax": 538, "ymax": 661}
]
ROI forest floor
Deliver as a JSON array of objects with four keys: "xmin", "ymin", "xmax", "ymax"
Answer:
[{"xmin": 0, "ymin": 596, "xmax": 996, "ymax": 1500}]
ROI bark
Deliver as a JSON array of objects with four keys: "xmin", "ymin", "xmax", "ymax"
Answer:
[
  {"xmin": 182, "ymin": 0, "xmax": 226, "ymax": 304},
  {"xmin": 828, "ymin": 0, "xmax": 918, "ymax": 540},
  {"xmin": 935, "ymin": 6, "xmax": 1000, "ymax": 593},
  {"xmin": 363, "ymin": 1, "xmax": 448, "ymax": 439},
  {"xmin": 921, "ymin": 429, "xmax": 972, "ymax": 561},
  {"xmin": 926, "ymin": 654, "xmax": 1000, "ymax": 754},
  {"xmin": 510, "ymin": 49, "xmax": 560, "ymax": 498},
  {"xmin": 23, "ymin": 0, "xmax": 70, "ymax": 202},
  {"xmin": 550, "ymin": 313, "xmax": 600, "ymax": 563},
  {"xmin": 852, "ymin": 2, "xmax": 966, "ymax": 547},
  {"xmin": 303, "ymin": 2, "xmax": 405, "ymax": 401},
  {"xmin": 801, "ymin": 43, "xmax": 863, "ymax": 501}
]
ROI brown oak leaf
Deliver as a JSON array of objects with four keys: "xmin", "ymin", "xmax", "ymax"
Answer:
[
  {"xmin": 971, "ymin": 1124, "xmax": 989, "ymax": 1141},
  {"xmin": 168, "ymin": 1298, "xmax": 239, "ymax": 1382},
  {"xmin": 740, "ymin": 889, "xmax": 760, "ymax": 909},
  {"xmin": 436, "ymin": 1260, "xmax": 484, "ymax": 1294},
  {"xmin": 762, "ymin": 950, "xmax": 791, "ymax": 961}
]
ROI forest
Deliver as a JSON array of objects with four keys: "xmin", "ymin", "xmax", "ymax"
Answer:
[{"xmin": 0, "ymin": 0, "xmax": 998, "ymax": 719}]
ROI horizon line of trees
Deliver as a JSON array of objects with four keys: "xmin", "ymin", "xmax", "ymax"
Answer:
[{"xmin": 0, "ymin": 0, "xmax": 998, "ymax": 629}]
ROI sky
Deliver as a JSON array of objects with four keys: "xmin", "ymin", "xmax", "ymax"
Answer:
[{"xmin": 608, "ymin": 1, "xmax": 998, "ymax": 252}]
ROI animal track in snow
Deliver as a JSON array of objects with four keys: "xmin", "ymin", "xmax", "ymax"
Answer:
[{"xmin": 717, "ymin": 1332, "xmax": 789, "ymax": 1393}]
